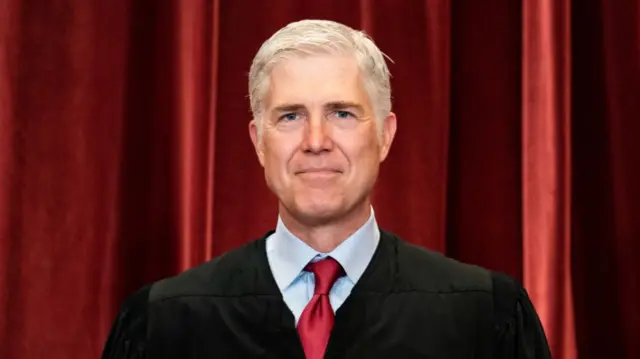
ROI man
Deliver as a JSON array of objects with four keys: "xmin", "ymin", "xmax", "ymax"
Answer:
[{"xmin": 102, "ymin": 19, "xmax": 552, "ymax": 358}]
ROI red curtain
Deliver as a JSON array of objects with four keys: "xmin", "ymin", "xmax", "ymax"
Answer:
[{"xmin": 1, "ymin": 1, "xmax": 638, "ymax": 358}]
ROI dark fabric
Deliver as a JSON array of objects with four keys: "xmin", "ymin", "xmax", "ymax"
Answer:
[
  {"xmin": 101, "ymin": 230, "xmax": 552, "ymax": 359},
  {"xmin": 298, "ymin": 258, "xmax": 344, "ymax": 359}
]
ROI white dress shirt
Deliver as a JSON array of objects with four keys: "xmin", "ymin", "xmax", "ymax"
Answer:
[{"xmin": 265, "ymin": 207, "xmax": 380, "ymax": 325}]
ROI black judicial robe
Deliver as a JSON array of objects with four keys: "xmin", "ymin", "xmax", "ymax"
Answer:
[{"xmin": 101, "ymin": 230, "xmax": 552, "ymax": 359}]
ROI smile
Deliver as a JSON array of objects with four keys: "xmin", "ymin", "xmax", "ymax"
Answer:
[{"xmin": 296, "ymin": 169, "xmax": 342, "ymax": 178}]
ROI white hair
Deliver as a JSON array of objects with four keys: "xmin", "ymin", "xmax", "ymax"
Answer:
[{"xmin": 248, "ymin": 19, "xmax": 392, "ymax": 134}]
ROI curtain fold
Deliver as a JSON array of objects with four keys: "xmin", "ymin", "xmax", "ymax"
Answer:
[
  {"xmin": 447, "ymin": 0, "xmax": 523, "ymax": 278},
  {"xmin": 600, "ymin": 3, "xmax": 640, "ymax": 357},
  {"xmin": 1, "ymin": 1, "xmax": 638, "ymax": 358},
  {"xmin": 522, "ymin": 1, "xmax": 575, "ymax": 358},
  {"xmin": 173, "ymin": 0, "xmax": 219, "ymax": 269},
  {"xmin": 0, "ymin": 0, "xmax": 17, "ymax": 350},
  {"xmin": 370, "ymin": 0, "xmax": 452, "ymax": 254},
  {"xmin": 569, "ymin": 1, "xmax": 640, "ymax": 358}
]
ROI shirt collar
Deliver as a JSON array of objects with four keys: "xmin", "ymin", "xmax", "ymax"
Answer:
[{"xmin": 266, "ymin": 207, "xmax": 380, "ymax": 291}]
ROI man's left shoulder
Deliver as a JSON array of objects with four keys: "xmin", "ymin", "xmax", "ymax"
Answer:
[{"xmin": 385, "ymin": 230, "xmax": 496, "ymax": 294}]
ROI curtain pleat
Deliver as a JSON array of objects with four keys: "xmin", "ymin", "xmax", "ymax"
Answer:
[{"xmin": 522, "ymin": 1, "xmax": 575, "ymax": 358}]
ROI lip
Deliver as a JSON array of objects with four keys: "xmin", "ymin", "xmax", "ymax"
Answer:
[{"xmin": 295, "ymin": 168, "xmax": 342, "ymax": 175}]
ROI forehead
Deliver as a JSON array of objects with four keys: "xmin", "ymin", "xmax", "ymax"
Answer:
[{"xmin": 265, "ymin": 54, "xmax": 369, "ymax": 108}]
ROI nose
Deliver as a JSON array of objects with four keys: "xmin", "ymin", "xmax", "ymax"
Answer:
[{"xmin": 301, "ymin": 115, "xmax": 333, "ymax": 153}]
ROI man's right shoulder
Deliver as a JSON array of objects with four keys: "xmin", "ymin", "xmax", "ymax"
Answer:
[{"xmin": 144, "ymin": 236, "xmax": 269, "ymax": 303}]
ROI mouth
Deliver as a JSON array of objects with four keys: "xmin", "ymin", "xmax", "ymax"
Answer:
[{"xmin": 295, "ymin": 168, "xmax": 342, "ymax": 175}]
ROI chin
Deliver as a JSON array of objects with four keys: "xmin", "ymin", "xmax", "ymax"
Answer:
[{"xmin": 289, "ymin": 198, "xmax": 346, "ymax": 225}]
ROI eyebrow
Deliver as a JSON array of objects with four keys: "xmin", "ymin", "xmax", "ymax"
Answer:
[
  {"xmin": 271, "ymin": 101, "xmax": 365, "ymax": 114},
  {"xmin": 272, "ymin": 103, "xmax": 306, "ymax": 113},
  {"xmin": 325, "ymin": 101, "xmax": 365, "ymax": 114}
]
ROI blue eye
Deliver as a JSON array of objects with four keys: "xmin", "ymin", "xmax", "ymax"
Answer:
[
  {"xmin": 335, "ymin": 111, "xmax": 353, "ymax": 119},
  {"xmin": 282, "ymin": 113, "xmax": 298, "ymax": 121}
]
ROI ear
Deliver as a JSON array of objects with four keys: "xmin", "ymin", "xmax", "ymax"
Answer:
[
  {"xmin": 249, "ymin": 119, "xmax": 265, "ymax": 166},
  {"xmin": 379, "ymin": 112, "xmax": 397, "ymax": 162}
]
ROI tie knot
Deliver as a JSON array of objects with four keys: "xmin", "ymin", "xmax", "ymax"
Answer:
[{"xmin": 304, "ymin": 257, "xmax": 344, "ymax": 295}]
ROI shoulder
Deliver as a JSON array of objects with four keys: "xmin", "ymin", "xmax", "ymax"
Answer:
[
  {"xmin": 101, "ymin": 285, "xmax": 152, "ymax": 358},
  {"xmin": 148, "ymin": 237, "xmax": 269, "ymax": 302},
  {"xmin": 384, "ymin": 230, "xmax": 535, "ymax": 319},
  {"xmin": 385, "ymin": 230, "xmax": 525, "ymax": 297},
  {"xmin": 101, "ymin": 236, "xmax": 270, "ymax": 357},
  {"xmin": 384, "ymin": 231, "xmax": 547, "ymax": 340},
  {"xmin": 386, "ymin": 230, "xmax": 494, "ymax": 293}
]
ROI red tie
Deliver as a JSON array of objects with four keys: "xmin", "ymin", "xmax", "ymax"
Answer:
[{"xmin": 297, "ymin": 257, "xmax": 345, "ymax": 359}]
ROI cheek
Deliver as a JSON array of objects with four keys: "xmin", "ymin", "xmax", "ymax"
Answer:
[
  {"xmin": 336, "ymin": 132, "xmax": 380, "ymax": 168},
  {"xmin": 264, "ymin": 136, "xmax": 299, "ymax": 174}
]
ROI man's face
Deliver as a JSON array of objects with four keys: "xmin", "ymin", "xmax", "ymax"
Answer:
[{"xmin": 249, "ymin": 54, "xmax": 396, "ymax": 225}]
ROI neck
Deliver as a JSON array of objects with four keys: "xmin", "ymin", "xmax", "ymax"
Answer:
[{"xmin": 278, "ymin": 201, "xmax": 372, "ymax": 253}]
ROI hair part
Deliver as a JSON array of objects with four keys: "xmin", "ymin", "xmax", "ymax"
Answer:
[{"xmin": 248, "ymin": 19, "xmax": 392, "ymax": 137}]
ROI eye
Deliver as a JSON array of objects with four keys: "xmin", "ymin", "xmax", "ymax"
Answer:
[
  {"xmin": 280, "ymin": 113, "xmax": 299, "ymax": 121},
  {"xmin": 334, "ymin": 110, "xmax": 355, "ymax": 119}
]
